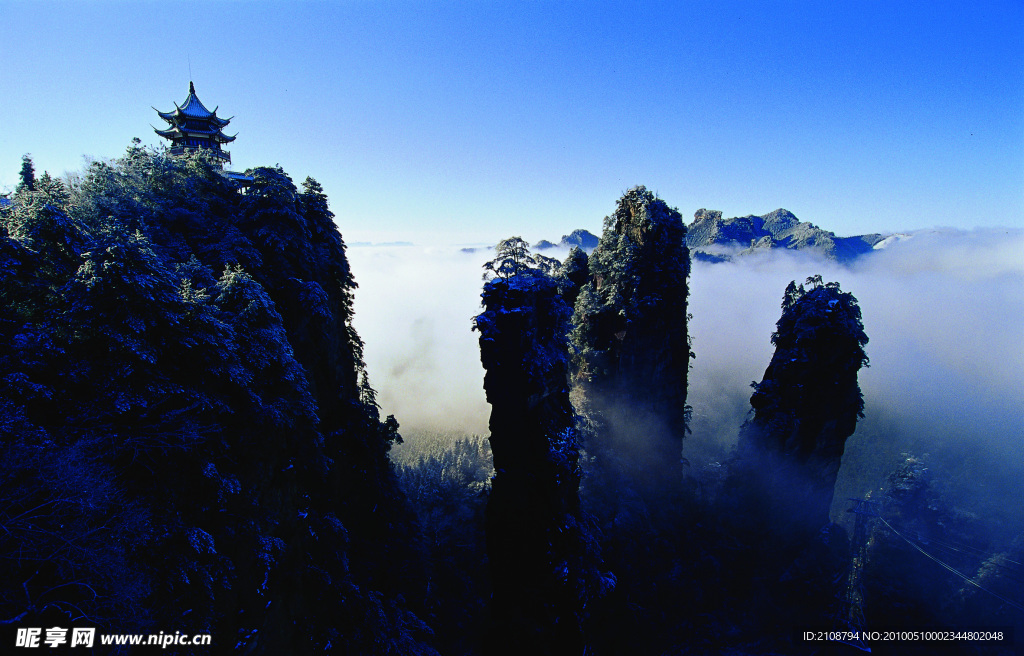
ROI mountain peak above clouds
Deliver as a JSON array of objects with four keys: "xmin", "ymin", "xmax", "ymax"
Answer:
[
  {"xmin": 687, "ymin": 208, "xmax": 888, "ymax": 263},
  {"xmin": 534, "ymin": 229, "xmax": 599, "ymax": 252}
]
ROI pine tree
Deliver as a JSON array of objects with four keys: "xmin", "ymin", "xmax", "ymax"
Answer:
[
  {"xmin": 16, "ymin": 154, "xmax": 35, "ymax": 193},
  {"xmin": 560, "ymin": 246, "xmax": 589, "ymax": 309},
  {"xmin": 484, "ymin": 236, "xmax": 544, "ymax": 281}
]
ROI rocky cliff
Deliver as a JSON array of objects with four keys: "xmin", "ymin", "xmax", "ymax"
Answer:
[
  {"xmin": 736, "ymin": 278, "xmax": 869, "ymax": 545},
  {"xmin": 476, "ymin": 269, "xmax": 588, "ymax": 656}
]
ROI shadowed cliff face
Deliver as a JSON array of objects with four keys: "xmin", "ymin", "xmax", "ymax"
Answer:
[
  {"xmin": 737, "ymin": 278, "xmax": 869, "ymax": 544},
  {"xmin": 475, "ymin": 270, "xmax": 585, "ymax": 656}
]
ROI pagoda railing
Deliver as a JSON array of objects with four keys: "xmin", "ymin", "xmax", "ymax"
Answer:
[{"xmin": 168, "ymin": 145, "xmax": 231, "ymax": 164}]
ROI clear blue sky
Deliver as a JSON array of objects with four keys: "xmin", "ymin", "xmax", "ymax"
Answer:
[{"xmin": 2, "ymin": 0, "xmax": 1021, "ymax": 244}]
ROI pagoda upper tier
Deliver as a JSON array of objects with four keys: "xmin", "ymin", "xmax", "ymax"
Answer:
[{"xmin": 154, "ymin": 82, "xmax": 236, "ymax": 165}]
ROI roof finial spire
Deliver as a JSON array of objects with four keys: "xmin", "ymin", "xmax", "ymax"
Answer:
[{"xmin": 190, "ymin": 80, "xmax": 195, "ymax": 95}]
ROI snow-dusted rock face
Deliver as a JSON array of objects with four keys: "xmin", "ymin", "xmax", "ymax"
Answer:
[{"xmin": 571, "ymin": 186, "xmax": 691, "ymax": 437}]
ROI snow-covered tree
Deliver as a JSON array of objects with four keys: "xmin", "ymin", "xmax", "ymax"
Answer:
[
  {"xmin": 16, "ymin": 154, "xmax": 35, "ymax": 193},
  {"xmin": 0, "ymin": 143, "xmax": 434, "ymax": 654}
]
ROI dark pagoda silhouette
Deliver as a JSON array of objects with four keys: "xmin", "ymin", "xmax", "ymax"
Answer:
[{"xmin": 154, "ymin": 81, "xmax": 236, "ymax": 166}]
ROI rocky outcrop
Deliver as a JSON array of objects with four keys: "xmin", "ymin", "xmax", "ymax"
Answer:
[
  {"xmin": 736, "ymin": 278, "xmax": 869, "ymax": 544},
  {"xmin": 475, "ymin": 270, "xmax": 587, "ymax": 656},
  {"xmin": 571, "ymin": 186, "xmax": 691, "ymax": 435}
]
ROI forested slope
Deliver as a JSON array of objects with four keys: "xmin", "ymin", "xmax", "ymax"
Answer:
[{"xmin": 0, "ymin": 147, "xmax": 432, "ymax": 654}]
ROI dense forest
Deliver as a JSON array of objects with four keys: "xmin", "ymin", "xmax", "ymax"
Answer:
[
  {"xmin": 1, "ymin": 150, "xmax": 1020, "ymax": 654},
  {"xmin": 0, "ymin": 148, "xmax": 425, "ymax": 654}
]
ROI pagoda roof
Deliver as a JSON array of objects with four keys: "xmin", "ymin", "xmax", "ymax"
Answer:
[
  {"xmin": 155, "ymin": 82, "xmax": 232, "ymax": 127},
  {"xmin": 153, "ymin": 124, "xmax": 237, "ymax": 144}
]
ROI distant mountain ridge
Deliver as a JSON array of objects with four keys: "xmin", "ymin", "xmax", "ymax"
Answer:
[
  {"xmin": 529, "ymin": 210, "xmax": 888, "ymax": 263},
  {"xmin": 534, "ymin": 229, "xmax": 599, "ymax": 252},
  {"xmin": 686, "ymin": 208, "xmax": 887, "ymax": 263}
]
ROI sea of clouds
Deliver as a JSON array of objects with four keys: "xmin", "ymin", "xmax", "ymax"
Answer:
[{"xmin": 348, "ymin": 227, "xmax": 1024, "ymax": 526}]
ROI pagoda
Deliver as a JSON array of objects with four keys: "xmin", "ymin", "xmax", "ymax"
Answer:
[{"xmin": 154, "ymin": 82, "xmax": 236, "ymax": 165}]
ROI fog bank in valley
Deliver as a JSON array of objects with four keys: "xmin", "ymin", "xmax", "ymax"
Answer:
[
  {"xmin": 348, "ymin": 229, "xmax": 1023, "ymax": 527},
  {"xmin": 347, "ymin": 244, "xmax": 492, "ymax": 436},
  {"xmin": 689, "ymin": 228, "xmax": 1024, "ymax": 530}
]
